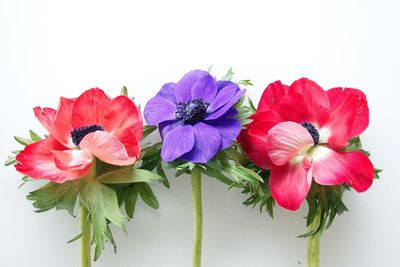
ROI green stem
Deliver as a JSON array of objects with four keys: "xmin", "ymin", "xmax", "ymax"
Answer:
[
  {"xmin": 80, "ymin": 204, "xmax": 91, "ymax": 267},
  {"xmin": 191, "ymin": 167, "xmax": 203, "ymax": 267},
  {"xmin": 307, "ymin": 208, "xmax": 322, "ymax": 267}
]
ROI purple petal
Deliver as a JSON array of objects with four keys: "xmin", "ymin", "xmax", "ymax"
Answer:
[
  {"xmin": 181, "ymin": 122, "xmax": 221, "ymax": 163},
  {"xmin": 207, "ymin": 84, "xmax": 238, "ymax": 113},
  {"xmin": 158, "ymin": 82, "xmax": 177, "ymax": 104},
  {"xmin": 159, "ymin": 120, "xmax": 182, "ymax": 138},
  {"xmin": 205, "ymin": 89, "xmax": 246, "ymax": 120},
  {"xmin": 216, "ymin": 80, "xmax": 237, "ymax": 91},
  {"xmin": 161, "ymin": 125, "xmax": 195, "ymax": 162},
  {"xmin": 207, "ymin": 109, "xmax": 241, "ymax": 150},
  {"xmin": 191, "ymin": 74, "xmax": 217, "ymax": 102},
  {"xmin": 175, "ymin": 70, "xmax": 209, "ymax": 102},
  {"xmin": 144, "ymin": 95, "xmax": 177, "ymax": 125}
]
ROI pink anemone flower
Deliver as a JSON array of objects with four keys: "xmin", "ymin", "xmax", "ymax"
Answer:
[
  {"xmin": 16, "ymin": 88, "xmax": 142, "ymax": 183},
  {"xmin": 238, "ymin": 78, "xmax": 374, "ymax": 211}
]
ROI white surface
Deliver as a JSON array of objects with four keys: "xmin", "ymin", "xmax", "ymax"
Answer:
[{"xmin": 0, "ymin": 0, "xmax": 398, "ymax": 266}]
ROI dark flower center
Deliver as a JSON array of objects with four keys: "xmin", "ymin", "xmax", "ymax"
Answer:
[
  {"xmin": 175, "ymin": 99, "xmax": 209, "ymax": 124},
  {"xmin": 300, "ymin": 122, "xmax": 319, "ymax": 145},
  {"xmin": 71, "ymin": 124, "xmax": 104, "ymax": 146}
]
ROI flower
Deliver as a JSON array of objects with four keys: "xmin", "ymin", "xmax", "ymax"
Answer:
[
  {"xmin": 144, "ymin": 70, "xmax": 246, "ymax": 163},
  {"xmin": 16, "ymin": 88, "xmax": 142, "ymax": 183},
  {"xmin": 238, "ymin": 78, "xmax": 374, "ymax": 211}
]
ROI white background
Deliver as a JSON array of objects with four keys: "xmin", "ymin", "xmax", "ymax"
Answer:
[{"xmin": 0, "ymin": 0, "xmax": 398, "ymax": 266}]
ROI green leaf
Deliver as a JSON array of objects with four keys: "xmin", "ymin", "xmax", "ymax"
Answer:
[
  {"xmin": 14, "ymin": 136, "xmax": 34, "ymax": 146},
  {"xmin": 200, "ymin": 166, "xmax": 232, "ymax": 185},
  {"xmin": 221, "ymin": 67, "xmax": 234, "ymax": 81},
  {"xmin": 96, "ymin": 168, "xmax": 164, "ymax": 184},
  {"xmin": 136, "ymin": 183, "xmax": 159, "ymax": 209},
  {"xmin": 29, "ymin": 130, "xmax": 42, "ymax": 141},
  {"xmin": 4, "ymin": 155, "xmax": 17, "ymax": 166},
  {"xmin": 27, "ymin": 181, "xmax": 79, "ymax": 216},
  {"xmin": 124, "ymin": 186, "xmax": 139, "ymax": 218},
  {"xmin": 236, "ymin": 79, "xmax": 254, "ymax": 86},
  {"xmin": 79, "ymin": 179, "xmax": 127, "ymax": 261},
  {"xmin": 226, "ymin": 165, "xmax": 264, "ymax": 183},
  {"xmin": 207, "ymin": 64, "xmax": 214, "ymax": 73},
  {"xmin": 157, "ymin": 162, "xmax": 170, "ymax": 188},
  {"xmin": 374, "ymin": 168, "xmax": 382, "ymax": 179},
  {"xmin": 120, "ymin": 86, "xmax": 128, "ymax": 96},
  {"xmin": 141, "ymin": 125, "xmax": 157, "ymax": 140}
]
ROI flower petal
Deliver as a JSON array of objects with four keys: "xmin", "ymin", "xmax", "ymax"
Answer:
[
  {"xmin": 52, "ymin": 149, "xmax": 93, "ymax": 171},
  {"xmin": 71, "ymin": 88, "xmax": 111, "ymax": 129},
  {"xmin": 175, "ymin": 70, "xmax": 209, "ymax": 102},
  {"xmin": 278, "ymin": 78, "xmax": 330, "ymax": 127},
  {"xmin": 206, "ymin": 109, "xmax": 241, "ymax": 150},
  {"xmin": 181, "ymin": 122, "xmax": 221, "ymax": 163},
  {"xmin": 207, "ymin": 84, "xmax": 238, "ymax": 113},
  {"xmin": 237, "ymin": 111, "xmax": 283, "ymax": 169},
  {"xmin": 34, "ymin": 106, "xmax": 57, "ymax": 138},
  {"xmin": 79, "ymin": 131, "xmax": 136, "ymax": 166},
  {"xmin": 311, "ymin": 146, "xmax": 374, "ymax": 192},
  {"xmin": 161, "ymin": 124, "xmax": 195, "ymax": 162},
  {"xmin": 191, "ymin": 73, "xmax": 217, "ymax": 103},
  {"xmin": 322, "ymin": 87, "xmax": 369, "ymax": 149},
  {"xmin": 113, "ymin": 126, "xmax": 141, "ymax": 159},
  {"xmin": 15, "ymin": 138, "xmax": 90, "ymax": 183},
  {"xmin": 205, "ymin": 89, "xmax": 246, "ymax": 120},
  {"xmin": 104, "ymin": 95, "xmax": 143, "ymax": 140},
  {"xmin": 269, "ymin": 161, "xmax": 312, "ymax": 211},
  {"xmin": 144, "ymin": 95, "xmax": 177, "ymax": 125},
  {"xmin": 257, "ymin": 80, "xmax": 289, "ymax": 112},
  {"xmin": 266, "ymin": 121, "xmax": 314, "ymax": 166},
  {"xmin": 54, "ymin": 97, "xmax": 76, "ymax": 147}
]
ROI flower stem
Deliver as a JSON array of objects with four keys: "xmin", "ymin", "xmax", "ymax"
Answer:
[
  {"xmin": 191, "ymin": 167, "xmax": 203, "ymax": 267},
  {"xmin": 307, "ymin": 208, "xmax": 322, "ymax": 267},
  {"xmin": 80, "ymin": 204, "xmax": 91, "ymax": 267}
]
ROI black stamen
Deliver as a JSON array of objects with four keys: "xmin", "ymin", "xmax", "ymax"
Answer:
[
  {"xmin": 300, "ymin": 122, "xmax": 319, "ymax": 145},
  {"xmin": 175, "ymin": 99, "xmax": 209, "ymax": 124},
  {"xmin": 71, "ymin": 124, "xmax": 104, "ymax": 146}
]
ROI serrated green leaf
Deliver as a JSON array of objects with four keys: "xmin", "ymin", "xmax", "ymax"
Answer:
[
  {"xmin": 27, "ymin": 181, "xmax": 80, "ymax": 216},
  {"xmin": 29, "ymin": 130, "xmax": 42, "ymax": 141},
  {"xmin": 97, "ymin": 168, "xmax": 164, "ymax": 184},
  {"xmin": 125, "ymin": 186, "xmax": 139, "ymax": 218},
  {"xmin": 14, "ymin": 136, "xmax": 34, "ymax": 146},
  {"xmin": 136, "ymin": 183, "xmax": 159, "ymax": 209},
  {"xmin": 142, "ymin": 125, "xmax": 157, "ymax": 140},
  {"xmin": 79, "ymin": 179, "xmax": 127, "ymax": 261},
  {"xmin": 221, "ymin": 67, "xmax": 234, "ymax": 81}
]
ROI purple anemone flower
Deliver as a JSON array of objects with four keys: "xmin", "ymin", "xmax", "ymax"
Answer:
[{"xmin": 144, "ymin": 70, "xmax": 246, "ymax": 163}]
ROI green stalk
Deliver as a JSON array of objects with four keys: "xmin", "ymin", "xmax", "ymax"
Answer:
[
  {"xmin": 191, "ymin": 167, "xmax": 203, "ymax": 267},
  {"xmin": 307, "ymin": 208, "xmax": 322, "ymax": 267},
  {"xmin": 80, "ymin": 204, "xmax": 91, "ymax": 267}
]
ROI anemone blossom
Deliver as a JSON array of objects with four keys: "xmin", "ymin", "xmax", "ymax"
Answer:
[
  {"xmin": 238, "ymin": 78, "xmax": 374, "ymax": 211},
  {"xmin": 16, "ymin": 88, "xmax": 142, "ymax": 183}
]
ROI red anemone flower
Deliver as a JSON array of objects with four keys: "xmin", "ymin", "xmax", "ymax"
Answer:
[
  {"xmin": 16, "ymin": 88, "xmax": 142, "ymax": 183},
  {"xmin": 238, "ymin": 78, "xmax": 374, "ymax": 211}
]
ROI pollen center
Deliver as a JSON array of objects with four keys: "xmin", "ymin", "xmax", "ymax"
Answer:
[
  {"xmin": 175, "ymin": 99, "xmax": 209, "ymax": 124},
  {"xmin": 300, "ymin": 122, "xmax": 319, "ymax": 145},
  {"xmin": 71, "ymin": 124, "xmax": 104, "ymax": 146}
]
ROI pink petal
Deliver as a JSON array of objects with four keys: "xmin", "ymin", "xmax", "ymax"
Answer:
[
  {"xmin": 79, "ymin": 131, "xmax": 136, "ymax": 166},
  {"xmin": 278, "ymin": 78, "xmax": 330, "ymax": 127},
  {"xmin": 269, "ymin": 161, "xmax": 312, "ymax": 211},
  {"xmin": 238, "ymin": 111, "xmax": 283, "ymax": 169},
  {"xmin": 257, "ymin": 80, "xmax": 289, "ymax": 112},
  {"xmin": 324, "ymin": 87, "xmax": 369, "ymax": 149},
  {"xmin": 266, "ymin": 121, "xmax": 314, "ymax": 166},
  {"xmin": 103, "ymin": 95, "xmax": 143, "ymax": 140},
  {"xmin": 113, "ymin": 126, "xmax": 141, "ymax": 159},
  {"xmin": 311, "ymin": 146, "xmax": 374, "ymax": 192},
  {"xmin": 54, "ymin": 97, "xmax": 76, "ymax": 147},
  {"xmin": 15, "ymin": 137, "xmax": 91, "ymax": 183},
  {"xmin": 34, "ymin": 106, "xmax": 57, "ymax": 137},
  {"xmin": 52, "ymin": 149, "xmax": 93, "ymax": 171},
  {"xmin": 71, "ymin": 88, "xmax": 111, "ymax": 129}
]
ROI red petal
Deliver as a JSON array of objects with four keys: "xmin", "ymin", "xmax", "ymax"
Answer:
[
  {"xmin": 266, "ymin": 121, "xmax": 314, "ymax": 166},
  {"xmin": 113, "ymin": 126, "xmax": 141, "ymax": 159},
  {"xmin": 278, "ymin": 78, "xmax": 330, "ymax": 127},
  {"xmin": 103, "ymin": 95, "xmax": 143, "ymax": 140},
  {"xmin": 324, "ymin": 87, "xmax": 369, "ymax": 148},
  {"xmin": 269, "ymin": 161, "xmax": 312, "ymax": 211},
  {"xmin": 79, "ymin": 131, "xmax": 137, "ymax": 166},
  {"xmin": 15, "ymin": 138, "xmax": 91, "ymax": 183},
  {"xmin": 71, "ymin": 88, "xmax": 111, "ymax": 129},
  {"xmin": 311, "ymin": 146, "xmax": 374, "ymax": 192},
  {"xmin": 237, "ymin": 111, "xmax": 283, "ymax": 169},
  {"xmin": 54, "ymin": 97, "xmax": 75, "ymax": 147},
  {"xmin": 257, "ymin": 81, "xmax": 289, "ymax": 112}
]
